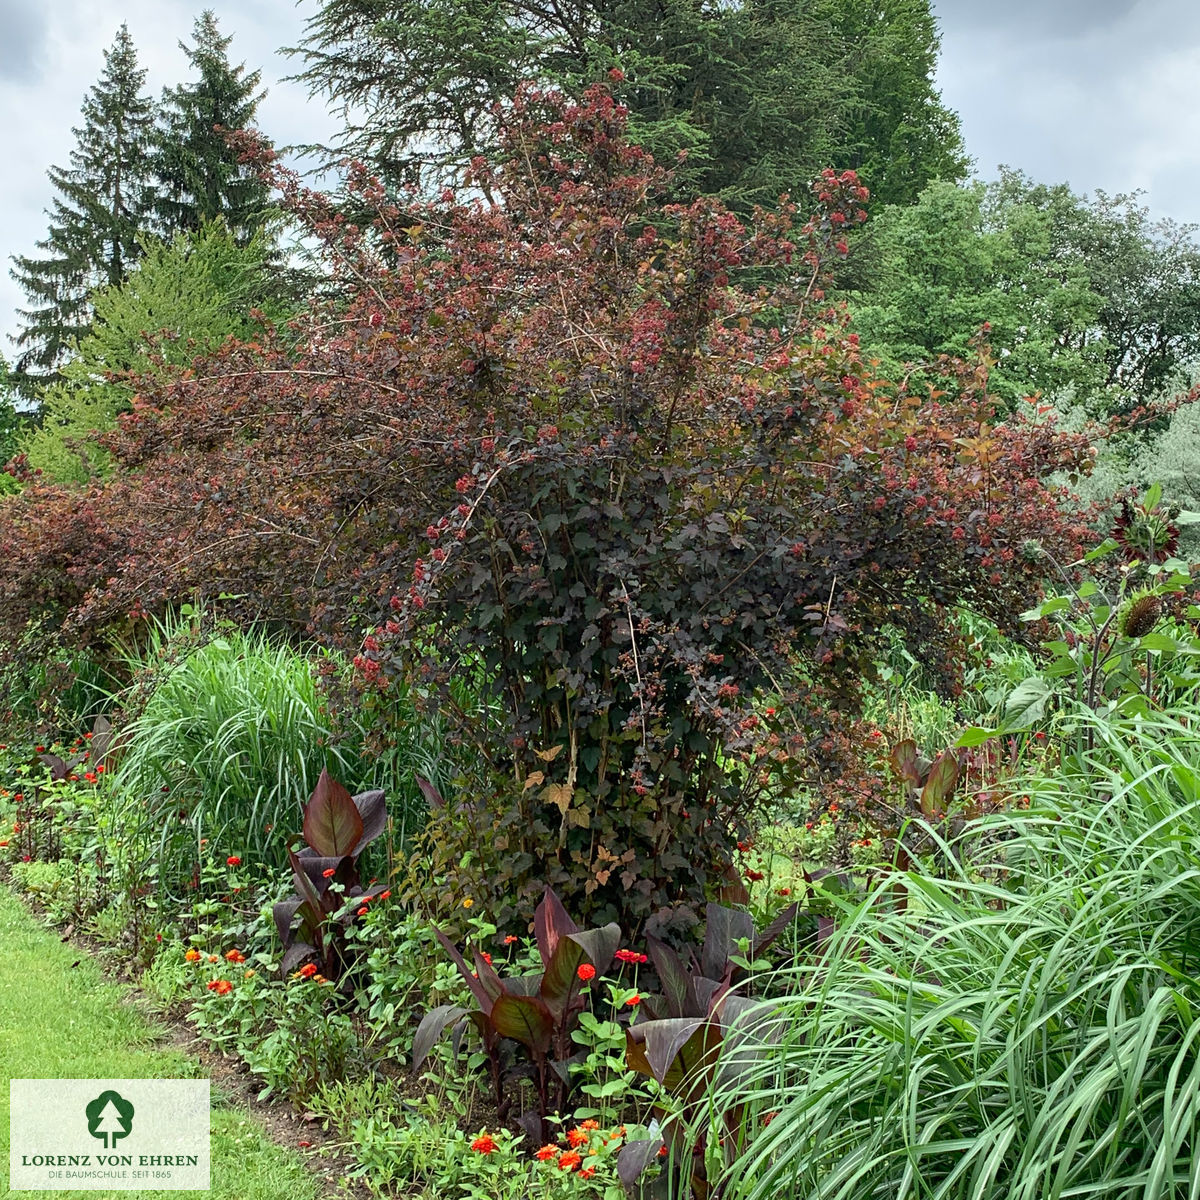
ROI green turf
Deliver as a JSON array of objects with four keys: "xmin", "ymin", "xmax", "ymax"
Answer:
[{"xmin": 0, "ymin": 887, "xmax": 324, "ymax": 1200}]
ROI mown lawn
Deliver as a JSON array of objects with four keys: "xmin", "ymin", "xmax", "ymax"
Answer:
[{"xmin": 0, "ymin": 887, "xmax": 325, "ymax": 1200}]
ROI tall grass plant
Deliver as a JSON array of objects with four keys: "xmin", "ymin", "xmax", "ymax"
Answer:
[{"xmin": 710, "ymin": 708, "xmax": 1200, "ymax": 1200}]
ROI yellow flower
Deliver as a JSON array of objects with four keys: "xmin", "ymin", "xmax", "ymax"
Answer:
[{"xmin": 462, "ymin": 898, "xmax": 474, "ymax": 908}]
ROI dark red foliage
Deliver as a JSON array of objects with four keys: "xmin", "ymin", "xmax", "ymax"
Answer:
[{"xmin": 0, "ymin": 86, "xmax": 1100, "ymax": 926}]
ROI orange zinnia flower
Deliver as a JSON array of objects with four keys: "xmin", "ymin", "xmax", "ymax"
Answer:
[
  {"xmin": 470, "ymin": 1133, "xmax": 498, "ymax": 1154},
  {"xmin": 558, "ymin": 1151, "xmax": 582, "ymax": 1171},
  {"xmin": 184, "ymin": 949, "xmax": 201, "ymax": 962},
  {"xmin": 535, "ymin": 1145, "xmax": 557, "ymax": 1161},
  {"xmin": 566, "ymin": 1128, "xmax": 588, "ymax": 1147},
  {"xmin": 576, "ymin": 963, "xmax": 596, "ymax": 981}
]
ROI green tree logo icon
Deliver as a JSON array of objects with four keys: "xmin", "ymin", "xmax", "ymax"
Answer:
[{"xmin": 85, "ymin": 1090, "xmax": 135, "ymax": 1149}]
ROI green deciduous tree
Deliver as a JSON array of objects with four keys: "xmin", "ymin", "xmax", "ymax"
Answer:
[
  {"xmin": 22, "ymin": 221, "xmax": 286, "ymax": 484},
  {"xmin": 851, "ymin": 172, "xmax": 1200, "ymax": 411},
  {"xmin": 152, "ymin": 10, "xmax": 271, "ymax": 239},
  {"xmin": 8, "ymin": 25, "xmax": 155, "ymax": 383},
  {"xmin": 287, "ymin": 0, "xmax": 965, "ymax": 208}
]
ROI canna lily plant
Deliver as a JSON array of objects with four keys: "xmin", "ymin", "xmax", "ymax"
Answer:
[
  {"xmin": 619, "ymin": 901, "xmax": 801, "ymax": 1198},
  {"xmin": 412, "ymin": 886, "xmax": 620, "ymax": 1141},
  {"xmin": 272, "ymin": 768, "xmax": 389, "ymax": 982}
]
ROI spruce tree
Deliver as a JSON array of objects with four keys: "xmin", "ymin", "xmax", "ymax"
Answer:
[
  {"xmin": 9, "ymin": 25, "xmax": 154, "ymax": 381},
  {"xmin": 152, "ymin": 11, "xmax": 271, "ymax": 239}
]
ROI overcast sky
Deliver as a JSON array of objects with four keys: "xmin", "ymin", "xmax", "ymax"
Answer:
[{"xmin": 2, "ymin": 0, "xmax": 1200, "ymax": 354}]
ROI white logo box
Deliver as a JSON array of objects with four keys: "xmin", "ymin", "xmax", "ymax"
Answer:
[{"xmin": 10, "ymin": 1079, "xmax": 210, "ymax": 1192}]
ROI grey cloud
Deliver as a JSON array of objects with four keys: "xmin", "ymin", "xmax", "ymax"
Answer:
[
  {"xmin": 933, "ymin": 0, "xmax": 1140, "ymax": 38},
  {"xmin": 0, "ymin": 0, "xmax": 47, "ymax": 83}
]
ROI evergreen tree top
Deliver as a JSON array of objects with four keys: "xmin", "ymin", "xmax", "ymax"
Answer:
[
  {"xmin": 8, "ymin": 24, "xmax": 154, "ymax": 383},
  {"xmin": 152, "ymin": 10, "xmax": 271, "ymax": 241}
]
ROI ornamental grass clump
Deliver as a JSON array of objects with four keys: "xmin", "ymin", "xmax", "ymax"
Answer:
[
  {"xmin": 110, "ymin": 629, "xmax": 368, "ymax": 893},
  {"xmin": 705, "ymin": 708, "xmax": 1200, "ymax": 1200}
]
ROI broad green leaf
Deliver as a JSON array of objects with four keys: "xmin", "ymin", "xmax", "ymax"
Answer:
[
  {"xmin": 954, "ymin": 726, "xmax": 998, "ymax": 748},
  {"xmin": 1138, "ymin": 633, "xmax": 1181, "ymax": 653},
  {"xmin": 1002, "ymin": 675, "xmax": 1052, "ymax": 731}
]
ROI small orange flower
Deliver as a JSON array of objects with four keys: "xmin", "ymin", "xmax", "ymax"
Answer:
[
  {"xmin": 558, "ymin": 1151, "xmax": 582, "ymax": 1171},
  {"xmin": 297, "ymin": 963, "xmax": 318, "ymax": 979},
  {"xmin": 322, "ymin": 868, "xmax": 336, "ymax": 878},
  {"xmin": 580, "ymin": 1167, "xmax": 595, "ymax": 1179},
  {"xmin": 225, "ymin": 949, "xmax": 246, "ymax": 963},
  {"xmin": 504, "ymin": 934, "xmax": 518, "ymax": 944},
  {"xmin": 379, "ymin": 890, "xmax": 391, "ymax": 899},
  {"xmin": 566, "ymin": 1127, "xmax": 588, "ymax": 1148},
  {"xmin": 207, "ymin": 955, "xmax": 219, "ymax": 963},
  {"xmin": 626, "ymin": 994, "xmax": 641, "ymax": 1007},
  {"xmin": 576, "ymin": 963, "xmax": 596, "ymax": 981},
  {"xmin": 535, "ymin": 1145, "xmax": 557, "ymax": 1161},
  {"xmin": 207, "ymin": 979, "xmax": 233, "ymax": 995},
  {"xmin": 470, "ymin": 1133, "xmax": 498, "ymax": 1154},
  {"xmin": 580, "ymin": 1119, "xmax": 599, "ymax": 1131},
  {"xmin": 184, "ymin": 948, "xmax": 201, "ymax": 962},
  {"xmin": 356, "ymin": 905, "xmax": 368, "ymax": 916}
]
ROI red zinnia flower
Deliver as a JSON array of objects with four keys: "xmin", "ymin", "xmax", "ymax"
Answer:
[
  {"xmin": 558, "ymin": 1151, "xmax": 582, "ymax": 1171},
  {"xmin": 225, "ymin": 949, "xmax": 246, "ymax": 964},
  {"xmin": 626, "ymin": 994, "xmax": 641, "ymax": 1007},
  {"xmin": 470, "ymin": 1133, "xmax": 498, "ymax": 1154},
  {"xmin": 298, "ymin": 963, "xmax": 318, "ymax": 979},
  {"xmin": 566, "ymin": 1128, "xmax": 588, "ymax": 1148},
  {"xmin": 576, "ymin": 963, "xmax": 596, "ymax": 981},
  {"xmin": 504, "ymin": 935, "xmax": 518, "ymax": 944},
  {"xmin": 535, "ymin": 1145, "xmax": 557, "ymax": 1161},
  {"xmin": 322, "ymin": 868, "xmax": 336, "ymax": 878},
  {"xmin": 213, "ymin": 979, "xmax": 233, "ymax": 996},
  {"xmin": 226, "ymin": 856, "xmax": 241, "ymax": 866},
  {"xmin": 744, "ymin": 869, "xmax": 764, "ymax": 882}
]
